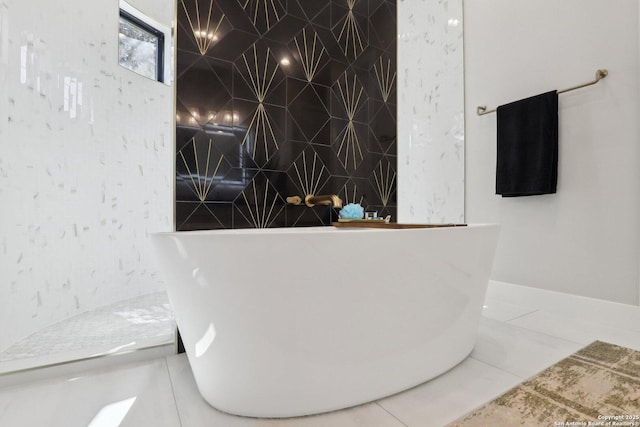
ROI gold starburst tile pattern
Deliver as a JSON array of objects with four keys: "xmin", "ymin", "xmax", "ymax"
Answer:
[
  {"xmin": 337, "ymin": 0, "xmax": 365, "ymax": 59},
  {"xmin": 242, "ymin": 0, "xmax": 284, "ymax": 33},
  {"xmin": 175, "ymin": 0, "xmax": 398, "ymax": 230},
  {"xmin": 336, "ymin": 72, "xmax": 365, "ymax": 170},
  {"xmin": 240, "ymin": 178, "xmax": 282, "ymax": 228},
  {"xmin": 373, "ymin": 159, "xmax": 396, "ymax": 207},
  {"xmin": 240, "ymin": 45, "xmax": 280, "ymax": 161},
  {"xmin": 342, "ymin": 183, "xmax": 364, "ymax": 206},
  {"xmin": 293, "ymin": 150, "xmax": 327, "ymax": 197},
  {"xmin": 293, "ymin": 28, "xmax": 326, "ymax": 82},
  {"xmin": 178, "ymin": 136, "xmax": 224, "ymax": 202},
  {"xmin": 180, "ymin": 0, "xmax": 225, "ymax": 56},
  {"xmin": 374, "ymin": 56, "xmax": 396, "ymax": 102}
]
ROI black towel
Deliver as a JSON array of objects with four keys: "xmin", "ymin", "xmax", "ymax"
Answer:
[{"xmin": 496, "ymin": 90, "xmax": 558, "ymax": 197}]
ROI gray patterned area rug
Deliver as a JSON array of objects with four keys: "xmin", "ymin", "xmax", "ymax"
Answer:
[{"xmin": 448, "ymin": 341, "xmax": 640, "ymax": 427}]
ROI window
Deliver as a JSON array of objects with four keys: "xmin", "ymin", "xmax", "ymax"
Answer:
[{"xmin": 118, "ymin": 1, "xmax": 171, "ymax": 83}]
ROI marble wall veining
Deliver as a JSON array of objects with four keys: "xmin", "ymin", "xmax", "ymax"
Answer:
[
  {"xmin": 0, "ymin": 0, "xmax": 174, "ymax": 351},
  {"xmin": 397, "ymin": 0, "xmax": 464, "ymax": 223}
]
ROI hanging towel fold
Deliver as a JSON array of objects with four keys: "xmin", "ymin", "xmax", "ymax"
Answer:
[{"xmin": 496, "ymin": 90, "xmax": 558, "ymax": 197}]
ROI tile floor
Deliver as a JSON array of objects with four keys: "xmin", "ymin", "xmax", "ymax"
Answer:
[
  {"xmin": 0, "ymin": 291, "xmax": 175, "ymax": 374},
  {"xmin": 1, "ymin": 281, "xmax": 639, "ymax": 427}
]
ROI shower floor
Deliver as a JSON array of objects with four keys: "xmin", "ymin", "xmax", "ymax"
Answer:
[{"xmin": 0, "ymin": 291, "xmax": 175, "ymax": 374}]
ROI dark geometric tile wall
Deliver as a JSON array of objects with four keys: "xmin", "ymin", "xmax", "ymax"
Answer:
[{"xmin": 176, "ymin": 0, "xmax": 396, "ymax": 229}]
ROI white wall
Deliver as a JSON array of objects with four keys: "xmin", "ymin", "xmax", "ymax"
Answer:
[
  {"xmin": 397, "ymin": 0, "xmax": 465, "ymax": 224},
  {"xmin": 0, "ymin": 0, "xmax": 174, "ymax": 350},
  {"xmin": 465, "ymin": 0, "xmax": 640, "ymax": 305}
]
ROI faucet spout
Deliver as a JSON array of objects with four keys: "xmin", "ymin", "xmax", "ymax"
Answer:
[{"xmin": 304, "ymin": 194, "xmax": 343, "ymax": 209}]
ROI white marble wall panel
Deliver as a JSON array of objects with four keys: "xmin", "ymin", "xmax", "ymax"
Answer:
[
  {"xmin": 0, "ymin": 0, "xmax": 174, "ymax": 351},
  {"xmin": 397, "ymin": 0, "xmax": 464, "ymax": 223}
]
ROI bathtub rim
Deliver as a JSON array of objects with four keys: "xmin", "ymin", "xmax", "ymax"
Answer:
[{"xmin": 152, "ymin": 223, "xmax": 499, "ymax": 237}]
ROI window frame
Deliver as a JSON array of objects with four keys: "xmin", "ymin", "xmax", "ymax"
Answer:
[{"xmin": 118, "ymin": 0, "xmax": 172, "ymax": 85}]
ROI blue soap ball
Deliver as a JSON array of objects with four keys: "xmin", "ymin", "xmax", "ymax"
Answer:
[{"xmin": 339, "ymin": 203, "xmax": 364, "ymax": 219}]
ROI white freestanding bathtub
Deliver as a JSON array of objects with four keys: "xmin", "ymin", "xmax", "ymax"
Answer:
[{"xmin": 151, "ymin": 224, "xmax": 500, "ymax": 418}]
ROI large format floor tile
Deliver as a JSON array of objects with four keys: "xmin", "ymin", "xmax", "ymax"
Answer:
[
  {"xmin": 508, "ymin": 310, "xmax": 640, "ymax": 351},
  {"xmin": 471, "ymin": 317, "xmax": 584, "ymax": 378},
  {"xmin": 1, "ymin": 282, "xmax": 638, "ymax": 427},
  {"xmin": 376, "ymin": 357, "xmax": 522, "ymax": 427},
  {"xmin": 481, "ymin": 298, "xmax": 538, "ymax": 322},
  {"xmin": 165, "ymin": 354, "xmax": 406, "ymax": 427},
  {"xmin": 486, "ymin": 281, "xmax": 640, "ymax": 332},
  {"xmin": 0, "ymin": 358, "xmax": 180, "ymax": 427}
]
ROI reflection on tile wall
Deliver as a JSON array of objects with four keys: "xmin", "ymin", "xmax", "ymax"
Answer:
[
  {"xmin": 176, "ymin": 0, "xmax": 397, "ymax": 229},
  {"xmin": 0, "ymin": 0, "xmax": 174, "ymax": 351}
]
